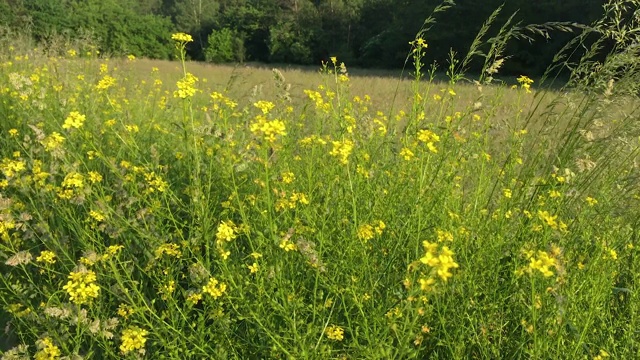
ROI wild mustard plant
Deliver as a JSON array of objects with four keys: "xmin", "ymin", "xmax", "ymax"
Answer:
[{"xmin": 1, "ymin": 4, "xmax": 640, "ymax": 358}]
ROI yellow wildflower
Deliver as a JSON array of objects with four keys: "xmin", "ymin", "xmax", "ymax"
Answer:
[
  {"xmin": 279, "ymin": 239, "xmax": 297, "ymax": 251},
  {"xmin": 503, "ymin": 188, "xmax": 512, "ymax": 199},
  {"xmin": 527, "ymin": 250, "xmax": 557, "ymax": 277},
  {"xmin": 62, "ymin": 111, "xmax": 86, "ymax": 129},
  {"xmin": 0, "ymin": 158, "xmax": 26, "ymax": 178},
  {"xmin": 253, "ymin": 100, "xmax": 275, "ymax": 114},
  {"xmin": 517, "ymin": 75, "xmax": 534, "ymax": 93},
  {"xmin": 187, "ymin": 292, "xmax": 203, "ymax": 305},
  {"xmin": 357, "ymin": 224, "xmax": 374, "ymax": 242},
  {"xmin": 120, "ymin": 326, "xmax": 149, "ymax": 355},
  {"xmin": 154, "ymin": 243, "xmax": 181, "ymax": 259},
  {"xmin": 117, "ymin": 304, "xmax": 134, "ymax": 319},
  {"xmin": 173, "ymin": 72, "xmax": 198, "ymax": 99},
  {"xmin": 87, "ymin": 171, "xmax": 102, "ymax": 183},
  {"xmin": 325, "ymin": 325, "xmax": 344, "ymax": 341},
  {"xmin": 62, "ymin": 269, "xmax": 100, "ymax": 305},
  {"xmin": 400, "ymin": 147, "xmax": 415, "ymax": 161},
  {"xmin": 36, "ymin": 250, "xmax": 56, "ymax": 264},
  {"xmin": 374, "ymin": 220, "xmax": 386, "ymax": 235},
  {"xmin": 247, "ymin": 262, "xmax": 259, "ymax": 273},
  {"xmin": 89, "ymin": 210, "xmax": 106, "ymax": 222},
  {"xmin": 41, "ymin": 132, "xmax": 64, "ymax": 151},
  {"xmin": 34, "ymin": 337, "xmax": 61, "ymax": 360},
  {"xmin": 171, "ymin": 32, "xmax": 193, "ymax": 43},
  {"xmin": 419, "ymin": 277, "xmax": 436, "ymax": 291},
  {"xmin": 281, "ymin": 171, "xmax": 295, "ymax": 184},
  {"xmin": 249, "ymin": 115, "xmax": 287, "ymax": 143},
  {"xmin": 202, "ymin": 277, "xmax": 227, "ymax": 299},
  {"xmin": 538, "ymin": 210, "xmax": 558, "ymax": 230},
  {"xmin": 329, "ymin": 139, "xmax": 354, "ymax": 165},
  {"xmin": 549, "ymin": 190, "xmax": 562, "ymax": 198},
  {"xmin": 96, "ymin": 75, "xmax": 116, "ymax": 91},
  {"xmin": 61, "ymin": 172, "xmax": 84, "ymax": 189},
  {"xmin": 216, "ymin": 221, "xmax": 237, "ymax": 242}
]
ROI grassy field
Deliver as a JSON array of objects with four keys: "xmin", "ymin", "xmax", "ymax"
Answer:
[{"xmin": 1, "ymin": 31, "xmax": 640, "ymax": 359}]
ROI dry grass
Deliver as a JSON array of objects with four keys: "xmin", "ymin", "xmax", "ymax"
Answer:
[{"xmin": 128, "ymin": 58, "xmax": 530, "ymax": 114}]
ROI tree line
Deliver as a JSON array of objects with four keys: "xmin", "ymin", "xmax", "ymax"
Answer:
[{"xmin": 0, "ymin": 0, "xmax": 607, "ymax": 75}]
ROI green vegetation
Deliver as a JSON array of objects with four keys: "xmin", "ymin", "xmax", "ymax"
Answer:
[
  {"xmin": 1, "ymin": 1, "xmax": 640, "ymax": 359},
  {"xmin": 0, "ymin": 0, "xmax": 608, "ymax": 74}
]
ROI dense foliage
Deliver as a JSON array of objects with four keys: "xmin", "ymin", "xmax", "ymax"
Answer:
[{"xmin": 0, "ymin": 0, "xmax": 609, "ymax": 74}]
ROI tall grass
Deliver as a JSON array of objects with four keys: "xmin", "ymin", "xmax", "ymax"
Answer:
[{"xmin": 1, "ymin": 2, "xmax": 640, "ymax": 359}]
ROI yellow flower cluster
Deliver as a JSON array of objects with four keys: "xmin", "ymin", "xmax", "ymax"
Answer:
[
  {"xmin": 400, "ymin": 147, "xmax": 415, "ymax": 161},
  {"xmin": 62, "ymin": 269, "xmax": 100, "ymax": 305},
  {"xmin": 279, "ymin": 230, "xmax": 298, "ymax": 252},
  {"xmin": 62, "ymin": 111, "xmax": 86, "ymax": 130},
  {"xmin": 281, "ymin": 171, "xmax": 295, "ymax": 184},
  {"xmin": 61, "ymin": 172, "xmax": 84, "ymax": 188},
  {"xmin": 253, "ymin": 100, "xmax": 275, "ymax": 114},
  {"xmin": 159, "ymin": 280, "xmax": 176, "ymax": 300},
  {"xmin": 171, "ymin": 32, "xmax": 193, "ymax": 43},
  {"xmin": 154, "ymin": 243, "xmax": 181, "ymax": 259},
  {"xmin": 278, "ymin": 240, "xmax": 296, "ymax": 252},
  {"xmin": 419, "ymin": 241, "xmax": 459, "ymax": 282},
  {"xmin": 34, "ymin": 337, "xmax": 61, "ymax": 360},
  {"xmin": 436, "ymin": 229, "xmax": 454, "ymax": 242},
  {"xmin": 299, "ymin": 134, "xmax": 328, "ymax": 147},
  {"xmin": 143, "ymin": 171, "xmax": 169, "ymax": 193},
  {"xmin": 0, "ymin": 158, "xmax": 26, "ymax": 178},
  {"xmin": 120, "ymin": 326, "xmax": 149, "ymax": 355},
  {"xmin": 87, "ymin": 171, "xmax": 102, "ymax": 183},
  {"xmin": 187, "ymin": 292, "xmax": 203, "ymax": 305},
  {"xmin": 325, "ymin": 325, "xmax": 344, "ymax": 341},
  {"xmin": 593, "ymin": 349, "xmax": 611, "ymax": 360},
  {"xmin": 202, "ymin": 277, "xmax": 227, "ymax": 299},
  {"xmin": 30, "ymin": 160, "xmax": 50, "ymax": 188},
  {"xmin": 216, "ymin": 220, "xmax": 237, "ymax": 242},
  {"xmin": 101, "ymin": 245, "xmax": 124, "ymax": 261},
  {"xmin": 274, "ymin": 191, "xmax": 309, "ymax": 211},
  {"xmin": 88, "ymin": 210, "xmax": 106, "ymax": 222},
  {"xmin": 537, "ymin": 210, "xmax": 567, "ymax": 232},
  {"xmin": 249, "ymin": 115, "xmax": 287, "ymax": 143},
  {"xmin": 216, "ymin": 220, "xmax": 237, "ymax": 260},
  {"xmin": 41, "ymin": 132, "xmax": 65, "ymax": 151},
  {"xmin": 0, "ymin": 217, "xmax": 16, "ymax": 241},
  {"xmin": 329, "ymin": 139, "xmax": 354, "ymax": 165},
  {"xmin": 174, "ymin": 72, "xmax": 198, "ymax": 99},
  {"xmin": 36, "ymin": 250, "xmax": 56, "ymax": 264},
  {"xmin": 96, "ymin": 75, "xmax": 116, "ymax": 91},
  {"xmin": 117, "ymin": 303, "xmax": 134, "ymax": 319},
  {"xmin": 417, "ymin": 129, "xmax": 440, "ymax": 153},
  {"xmin": 517, "ymin": 75, "xmax": 534, "ymax": 93},
  {"xmin": 503, "ymin": 188, "xmax": 512, "ymax": 199},
  {"xmin": 211, "ymin": 92, "xmax": 238, "ymax": 109},
  {"xmin": 304, "ymin": 89, "xmax": 330, "ymax": 113},
  {"xmin": 357, "ymin": 220, "xmax": 386, "ymax": 242},
  {"xmin": 525, "ymin": 250, "xmax": 557, "ymax": 277},
  {"xmin": 57, "ymin": 172, "xmax": 85, "ymax": 199},
  {"xmin": 585, "ymin": 196, "xmax": 598, "ymax": 206}
]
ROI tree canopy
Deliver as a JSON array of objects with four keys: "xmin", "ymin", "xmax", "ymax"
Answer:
[{"xmin": 0, "ymin": 0, "xmax": 608, "ymax": 75}]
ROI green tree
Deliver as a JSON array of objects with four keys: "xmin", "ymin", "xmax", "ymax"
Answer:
[
  {"xmin": 205, "ymin": 27, "xmax": 245, "ymax": 62},
  {"xmin": 265, "ymin": 0, "xmax": 320, "ymax": 63}
]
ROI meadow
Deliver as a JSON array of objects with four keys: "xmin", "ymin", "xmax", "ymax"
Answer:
[{"xmin": 1, "ymin": 24, "xmax": 640, "ymax": 360}]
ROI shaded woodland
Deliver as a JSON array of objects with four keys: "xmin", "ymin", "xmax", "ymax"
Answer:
[{"xmin": 0, "ymin": 0, "xmax": 607, "ymax": 74}]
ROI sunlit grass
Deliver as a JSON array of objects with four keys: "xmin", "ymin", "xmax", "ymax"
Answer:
[{"xmin": 0, "ymin": 28, "xmax": 639, "ymax": 360}]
